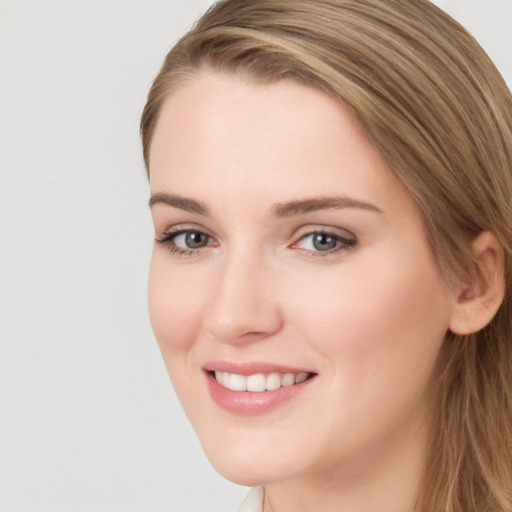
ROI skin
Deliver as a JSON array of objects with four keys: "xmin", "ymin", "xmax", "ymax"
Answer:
[{"xmin": 147, "ymin": 71, "xmax": 458, "ymax": 512}]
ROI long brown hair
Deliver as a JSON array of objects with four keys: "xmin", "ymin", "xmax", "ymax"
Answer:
[{"xmin": 141, "ymin": 1, "xmax": 512, "ymax": 510}]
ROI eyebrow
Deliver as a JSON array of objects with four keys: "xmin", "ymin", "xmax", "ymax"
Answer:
[
  {"xmin": 148, "ymin": 192, "xmax": 210, "ymax": 216},
  {"xmin": 270, "ymin": 196, "xmax": 382, "ymax": 218},
  {"xmin": 148, "ymin": 192, "xmax": 381, "ymax": 217}
]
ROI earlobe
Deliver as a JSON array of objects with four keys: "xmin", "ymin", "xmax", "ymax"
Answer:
[{"xmin": 449, "ymin": 231, "xmax": 505, "ymax": 335}]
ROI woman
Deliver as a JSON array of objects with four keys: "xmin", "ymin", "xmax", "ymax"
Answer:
[{"xmin": 141, "ymin": 1, "xmax": 512, "ymax": 510}]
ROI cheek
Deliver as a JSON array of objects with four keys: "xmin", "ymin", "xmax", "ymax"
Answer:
[
  {"xmin": 289, "ymin": 249, "xmax": 452, "ymax": 387},
  {"xmin": 279, "ymin": 253, "xmax": 452, "ymax": 458},
  {"xmin": 147, "ymin": 256, "xmax": 211, "ymax": 432},
  {"xmin": 147, "ymin": 254, "xmax": 207, "ymax": 355}
]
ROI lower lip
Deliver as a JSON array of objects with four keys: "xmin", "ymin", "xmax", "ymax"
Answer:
[{"xmin": 205, "ymin": 372, "xmax": 315, "ymax": 416}]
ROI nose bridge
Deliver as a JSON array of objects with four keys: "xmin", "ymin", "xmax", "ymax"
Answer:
[{"xmin": 203, "ymin": 244, "xmax": 282, "ymax": 343}]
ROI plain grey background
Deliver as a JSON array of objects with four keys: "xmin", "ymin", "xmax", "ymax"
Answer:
[{"xmin": 1, "ymin": 1, "xmax": 511, "ymax": 511}]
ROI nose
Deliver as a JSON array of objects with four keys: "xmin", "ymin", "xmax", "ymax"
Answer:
[{"xmin": 202, "ymin": 252, "xmax": 283, "ymax": 344}]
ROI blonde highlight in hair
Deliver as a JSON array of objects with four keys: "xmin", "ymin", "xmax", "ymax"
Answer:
[{"xmin": 141, "ymin": 1, "xmax": 512, "ymax": 510}]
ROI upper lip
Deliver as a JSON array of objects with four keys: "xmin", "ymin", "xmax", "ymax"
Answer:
[{"xmin": 203, "ymin": 360, "xmax": 315, "ymax": 376}]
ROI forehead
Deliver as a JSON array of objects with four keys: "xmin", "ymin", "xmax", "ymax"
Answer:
[{"xmin": 148, "ymin": 71, "xmax": 410, "ymax": 216}]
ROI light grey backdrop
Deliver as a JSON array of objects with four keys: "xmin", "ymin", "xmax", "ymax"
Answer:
[{"xmin": 1, "ymin": 1, "xmax": 511, "ymax": 511}]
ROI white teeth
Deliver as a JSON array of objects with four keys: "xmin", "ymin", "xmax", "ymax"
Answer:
[
  {"xmin": 229, "ymin": 373, "xmax": 247, "ymax": 391},
  {"xmin": 266, "ymin": 372, "xmax": 282, "ymax": 391},
  {"xmin": 282, "ymin": 373, "xmax": 295, "ymax": 387},
  {"xmin": 214, "ymin": 371, "xmax": 226, "ymax": 388},
  {"xmin": 247, "ymin": 373, "xmax": 266, "ymax": 392},
  {"xmin": 214, "ymin": 371, "xmax": 311, "ymax": 392},
  {"xmin": 295, "ymin": 372, "xmax": 309, "ymax": 384}
]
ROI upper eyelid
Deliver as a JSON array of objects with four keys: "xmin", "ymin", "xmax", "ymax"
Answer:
[
  {"xmin": 157, "ymin": 223, "xmax": 215, "ymax": 237},
  {"xmin": 291, "ymin": 224, "xmax": 356, "ymax": 241},
  {"xmin": 292, "ymin": 231, "xmax": 356, "ymax": 249},
  {"xmin": 155, "ymin": 229, "xmax": 217, "ymax": 255},
  {"xmin": 156, "ymin": 230, "xmax": 217, "ymax": 247},
  {"xmin": 296, "ymin": 231, "xmax": 354, "ymax": 243}
]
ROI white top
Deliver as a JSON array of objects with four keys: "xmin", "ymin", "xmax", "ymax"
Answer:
[{"xmin": 237, "ymin": 487, "xmax": 264, "ymax": 512}]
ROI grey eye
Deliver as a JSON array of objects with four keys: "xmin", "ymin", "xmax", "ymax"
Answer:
[
  {"xmin": 175, "ymin": 231, "xmax": 210, "ymax": 249},
  {"xmin": 311, "ymin": 233, "xmax": 338, "ymax": 251},
  {"xmin": 295, "ymin": 231, "xmax": 355, "ymax": 254}
]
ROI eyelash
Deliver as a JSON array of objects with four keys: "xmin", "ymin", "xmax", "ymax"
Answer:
[
  {"xmin": 155, "ymin": 229, "xmax": 216, "ymax": 257},
  {"xmin": 155, "ymin": 228, "xmax": 357, "ymax": 258},
  {"xmin": 293, "ymin": 230, "xmax": 356, "ymax": 258}
]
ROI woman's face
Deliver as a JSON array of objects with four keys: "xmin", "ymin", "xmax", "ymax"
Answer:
[{"xmin": 148, "ymin": 71, "xmax": 456, "ymax": 486}]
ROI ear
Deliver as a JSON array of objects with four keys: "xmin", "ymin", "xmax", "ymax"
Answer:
[{"xmin": 449, "ymin": 231, "xmax": 505, "ymax": 335}]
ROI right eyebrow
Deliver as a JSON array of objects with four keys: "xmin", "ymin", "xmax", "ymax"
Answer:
[{"xmin": 148, "ymin": 192, "xmax": 210, "ymax": 216}]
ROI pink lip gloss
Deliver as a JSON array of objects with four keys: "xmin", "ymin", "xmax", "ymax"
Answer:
[{"xmin": 203, "ymin": 361, "xmax": 316, "ymax": 415}]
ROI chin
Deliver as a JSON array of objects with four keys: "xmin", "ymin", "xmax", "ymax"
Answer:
[
  {"xmin": 215, "ymin": 466, "xmax": 268, "ymax": 487},
  {"xmin": 199, "ymin": 434, "xmax": 301, "ymax": 487}
]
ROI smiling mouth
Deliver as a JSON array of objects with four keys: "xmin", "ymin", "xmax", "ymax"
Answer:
[{"xmin": 212, "ymin": 371, "xmax": 314, "ymax": 392}]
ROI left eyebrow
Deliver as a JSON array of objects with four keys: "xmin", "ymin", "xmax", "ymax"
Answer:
[{"xmin": 270, "ymin": 196, "xmax": 382, "ymax": 218}]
